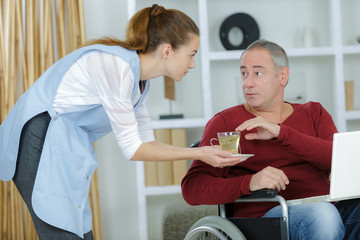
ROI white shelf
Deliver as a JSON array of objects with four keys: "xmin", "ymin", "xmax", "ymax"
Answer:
[
  {"xmin": 209, "ymin": 47, "xmax": 335, "ymax": 61},
  {"xmin": 343, "ymin": 45, "xmax": 360, "ymax": 55},
  {"xmin": 345, "ymin": 111, "xmax": 360, "ymax": 120},
  {"xmin": 151, "ymin": 117, "xmax": 207, "ymax": 129},
  {"xmin": 209, "ymin": 50, "xmax": 244, "ymax": 61},
  {"xmin": 145, "ymin": 185, "xmax": 181, "ymax": 196},
  {"xmin": 286, "ymin": 47, "xmax": 335, "ymax": 57}
]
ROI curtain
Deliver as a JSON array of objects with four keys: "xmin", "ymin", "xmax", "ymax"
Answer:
[{"xmin": 0, "ymin": 1, "xmax": 103, "ymax": 239}]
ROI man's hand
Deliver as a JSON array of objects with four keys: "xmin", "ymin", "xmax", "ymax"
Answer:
[
  {"xmin": 235, "ymin": 116, "xmax": 280, "ymax": 140},
  {"xmin": 249, "ymin": 166, "xmax": 289, "ymax": 192}
]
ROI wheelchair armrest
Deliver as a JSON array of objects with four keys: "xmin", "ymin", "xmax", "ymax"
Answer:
[
  {"xmin": 190, "ymin": 139, "xmax": 201, "ymax": 148},
  {"xmin": 238, "ymin": 189, "xmax": 278, "ymax": 200},
  {"xmin": 219, "ymin": 189, "xmax": 288, "ymax": 228},
  {"xmin": 229, "ymin": 189, "xmax": 289, "ymax": 240}
]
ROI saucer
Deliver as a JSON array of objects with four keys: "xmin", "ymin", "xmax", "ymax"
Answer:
[{"xmin": 231, "ymin": 154, "xmax": 254, "ymax": 161}]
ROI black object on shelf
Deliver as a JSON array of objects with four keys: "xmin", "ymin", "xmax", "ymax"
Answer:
[
  {"xmin": 159, "ymin": 114, "xmax": 184, "ymax": 120},
  {"xmin": 220, "ymin": 13, "xmax": 260, "ymax": 50}
]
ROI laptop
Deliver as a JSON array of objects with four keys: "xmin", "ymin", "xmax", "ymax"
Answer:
[{"xmin": 287, "ymin": 130, "xmax": 360, "ymax": 206}]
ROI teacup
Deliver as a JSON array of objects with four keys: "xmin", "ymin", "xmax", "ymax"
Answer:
[{"xmin": 210, "ymin": 131, "xmax": 240, "ymax": 154}]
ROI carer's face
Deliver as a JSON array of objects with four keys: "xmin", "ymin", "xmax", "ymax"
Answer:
[
  {"xmin": 240, "ymin": 48, "xmax": 282, "ymax": 109},
  {"xmin": 167, "ymin": 34, "xmax": 200, "ymax": 81}
]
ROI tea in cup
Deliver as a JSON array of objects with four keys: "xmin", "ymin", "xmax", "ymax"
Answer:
[{"xmin": 210, "ymin": 131, "xmax": 240, "ymax": 154}]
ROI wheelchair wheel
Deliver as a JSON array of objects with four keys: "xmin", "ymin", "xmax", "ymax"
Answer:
[{"xmin": 184, "ymin": 215, "xmax": 246, "ymax": 240}]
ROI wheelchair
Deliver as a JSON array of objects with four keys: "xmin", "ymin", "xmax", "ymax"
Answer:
[
  {"xmin": 184, "ymin": 189, "xmax": 289, "ymax": 240},
  {"xmin": 184, "ymin": 140, "xmax": 290, "ymax": 240}
]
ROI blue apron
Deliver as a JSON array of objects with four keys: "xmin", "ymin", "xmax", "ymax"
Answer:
[{"xmin": 0, "ymin": 44, "xmax": 149, "ymax": 237}]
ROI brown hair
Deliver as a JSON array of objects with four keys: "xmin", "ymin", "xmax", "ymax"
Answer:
[{"xmin": 84, "ymin": 4, "xmax": 199, "ymax": 54}]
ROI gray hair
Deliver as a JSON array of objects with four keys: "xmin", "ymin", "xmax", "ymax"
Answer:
[{"xmin": 240, "ymin": 39, "xmax": 289, "ymax": 75}]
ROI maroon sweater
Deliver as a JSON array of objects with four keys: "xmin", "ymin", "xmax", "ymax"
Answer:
[{"xmin": 181, "ymin": 102, "xmax": 338, "ymax": 217}]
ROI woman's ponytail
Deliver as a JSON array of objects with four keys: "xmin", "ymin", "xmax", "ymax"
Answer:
[{"xmin": 83, "ymin": 4, "xmax": 199, "ymax": 53}]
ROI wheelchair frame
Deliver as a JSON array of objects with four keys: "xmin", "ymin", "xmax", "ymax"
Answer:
[{"xmin": 185, "ymin": 189, "xmax": 290, "ymax": 240}]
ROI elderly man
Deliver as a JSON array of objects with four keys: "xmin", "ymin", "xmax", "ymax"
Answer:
[{"xmin": 182, "ymin": 39, "xmax": 360, "ymax": 239}]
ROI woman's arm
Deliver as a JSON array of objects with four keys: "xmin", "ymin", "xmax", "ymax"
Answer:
[
  {"xmin": 131, "ymin": 141, "xmax": 243, "ymax": 168},
  {"xmin": 133, "ymin": 100, "xmax": 243, "ymax": 167}
]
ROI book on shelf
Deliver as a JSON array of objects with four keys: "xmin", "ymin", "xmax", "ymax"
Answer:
[
  {"xmin": 171, "ymin": 129, "xmax": 188, "ymax": 185},
  {"xmin": 144, "ymin": 161, "xmax": 158, "ymax": 186},
  {"xmin": 144, "ymin": 128, "xmax": 189, "ymax": 186},
  {"xmin": 345, "ymin": 80, "xmax": 354, "ymax": 111},
  {"xmin": 154, "ymin": 129, "xmax": 173, "ymax": 186}
]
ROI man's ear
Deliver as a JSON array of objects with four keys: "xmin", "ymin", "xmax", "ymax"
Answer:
[
  {"xmin": 279, "ymin": 66, "xmax": 289, "ymax": 87},
  {"xmin": 161, "ymin": 43, "xmax": 172, "ymax": 59}
]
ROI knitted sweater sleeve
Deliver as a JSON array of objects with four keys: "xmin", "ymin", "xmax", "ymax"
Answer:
[{"xmin": 276, "ymin": 102, "xmax": 337, "ymax": 171}]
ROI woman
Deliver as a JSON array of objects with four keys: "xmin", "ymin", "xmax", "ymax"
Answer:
[{"xmin": 0, "ymin": 4, "xmax": 242, "ymax": 239}]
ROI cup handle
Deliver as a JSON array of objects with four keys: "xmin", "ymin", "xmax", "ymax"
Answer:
[{"xmin": 210, "ymin": 138, "xmax": 218, "ymax": 146}]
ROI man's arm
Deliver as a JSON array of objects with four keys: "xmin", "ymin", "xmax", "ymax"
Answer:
[
  {"xmin": 236, "ymin": 103, "xmax": 337, "ymax": 171},
  {"xmin": 181, "ymin": 159, "xmax": 252, "ymax": 205},
  {"xmin": 181, "ymin": 113, "xmax": 253, "ymax": 205}
]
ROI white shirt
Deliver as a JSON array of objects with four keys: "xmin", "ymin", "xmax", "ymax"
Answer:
[{"xmin": 53, "ymin": 51, "xmax": 154, "ymax": 159}]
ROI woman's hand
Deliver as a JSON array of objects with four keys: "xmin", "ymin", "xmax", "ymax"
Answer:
[
  {"xmin": 235, "ymin": 116, "xmax": 280, "ymax": 140},
  {"xmin": 196, "ymin": 145, "xmax": 243, "ymax": 168}
]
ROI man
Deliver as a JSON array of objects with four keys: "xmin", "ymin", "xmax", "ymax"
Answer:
[{"xmin": 181, "ymin": 39, "xmax": 360, "ymax": 239}]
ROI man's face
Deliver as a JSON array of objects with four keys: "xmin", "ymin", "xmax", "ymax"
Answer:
[{"xmin": 240, "ymin": 48, "xmax": 286, "ymax": 110}]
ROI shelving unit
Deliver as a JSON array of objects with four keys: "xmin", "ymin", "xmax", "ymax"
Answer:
[{"xmin": 127, "ymin": 0, "xmax": 360, "ymax": 239}]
